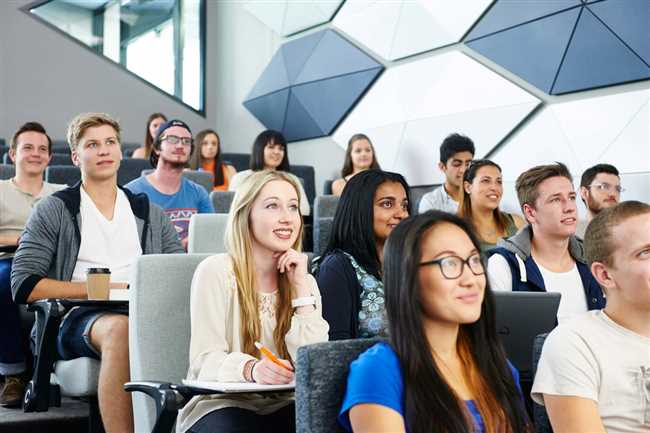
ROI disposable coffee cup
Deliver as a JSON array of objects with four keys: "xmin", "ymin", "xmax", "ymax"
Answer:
[{"xmin": 87, "ymin": 268, "xmax": 111, "ymax": 300}]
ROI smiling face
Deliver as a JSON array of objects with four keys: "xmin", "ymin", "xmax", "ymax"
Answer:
[
  {"xmin": 581, "ymin": 172, "xmax": 621, "ymax": 215},
  {"xmin": 72, "ymin": 124, "xmax": 122, "ymax": 181},
  {"xmin": 249, "ymin": 179, "xmax": 302, "ymax": 254},
  {"xmin": 263, "ymin": 141, "xmax": 285, "ymax": 170},
  {"xmin": 464, "ymin": 165, "xmax": 503, "ymax": 211},
  {"xmin": 350, "ymin": 138, "xmax": 374, "ymax": 172},
  {"xmin": 11, "ymin": 131, "xmax": 51, "ymax": 176},
  {"xmin": 200, "ymin": 133, "xmax": 219, "ymax": 160},
  {"xmin": 418, "ymin": 222, "xmax": 486, "ymax": 326},
  {"xmin": 525, "ymin": 176, "xmax": 577, "ymax": 238},
  {"xmin": 373, "ymin": 181, "xmax": 409, "ymax": 243}
]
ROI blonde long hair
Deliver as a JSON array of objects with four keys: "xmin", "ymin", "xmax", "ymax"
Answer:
[{"xmin": 225, "ymin": 170, "xmax": 304, "ymax": 360}]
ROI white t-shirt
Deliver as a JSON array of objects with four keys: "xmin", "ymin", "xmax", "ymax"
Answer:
[
  {"xmin": 487, "ymin": 254, "xmax": 588, "ymax": 323},
  {"xmin": 72, "ymin": 187, "xmax": 142, "ymax": 284},
  {"xmin": 418, "ymin": 185, "xmax": 458, "ymax": 214},
  {"xmin": 532, "ymin": 310, "xmax": 650, "ymax": 433}
]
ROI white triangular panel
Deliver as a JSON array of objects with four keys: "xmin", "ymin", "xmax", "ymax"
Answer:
[
  {"xmin": 244, "ymin": 1, "xmax": 343, "ymax": 36},
  {"xmin": 334, "ymin": 0, "xmax": 491, "ymax": 60},
  {"xmin": 598, "ymin": 100, "xmax": 650, "ymax": 173}
]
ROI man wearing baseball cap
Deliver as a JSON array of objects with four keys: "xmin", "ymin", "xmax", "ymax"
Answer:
[{"xmin": 126, "ymin": 119, "xmax": 213, "ymax": 249}]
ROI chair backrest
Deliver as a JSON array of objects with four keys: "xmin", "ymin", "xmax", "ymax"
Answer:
[
  {"xmin": 221, "ymin": 152, "xmax": 250, "ymax": 172},
  {"xmin": 313, "ymin": 217, "xmax": 333, "ymax": 258},
  {"xmin": 532, "ymin": 333, "xmax": 552, "ymax": 433},
  {"xmin": 0, "ymin": 163, "xmax": 15, "ymax": 180},
  {"xmin": 210, "ymin": 190, "xmax": 236, "ymax": 213},
  {"xmin": 45, "ymin": 165, "xmax": 81, "ymax": 186},
  {"xmin": 295, "ymin": 338, "xmax": 382, "ymax": 433},
  {"xmin": 314, "ymin": 195, "xmax": 339, "ymax": 219},
  {"xmin": 323, "ymin": 179, "xmax": 334, "ymax": 195},
  {"xmin": 187, "ymin": 214, "xmax": 229, "ymax": 254},
  {"xmin": 49, "ymin": 153, "xmax": 73, "ymax": 166},
  {"xmin": 182, "ymin": 170, "xmax": 213, "ymax": 193},
  {"xmin": 118, "ymin": 158, "xmax": 152, "ymax": 185},
  {"xmin": 129, "ymin": 253, "xmax": 211, "ymax": 433},
  {"xmin": 290, "ymin": 165, "xmax": 316, "ymax": 208},
  {"xmin": 410, "ymin": 184, "xmax": 438, "ymax": 213}
]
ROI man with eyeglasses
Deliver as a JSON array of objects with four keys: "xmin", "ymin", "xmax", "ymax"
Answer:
[
  {"xmin": 532, "ymin": 201, "xmax": 650, "ymax": 433},
  {"xmin": 126, "ymin": 119, "xmax": 213, "ymax": 250},
  {"xmin": 576, "ymin": 164, "xmax": 623, "ymax": 239}
]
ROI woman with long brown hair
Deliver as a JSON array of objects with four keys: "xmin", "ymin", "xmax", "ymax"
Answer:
[
  {"xmin": 177, "ymin": 170, "xmax": 329, "ymax": 433},
  {"xmin": 132, "ymin": 112, "xmax": 167, "ymax": 159},
  {"xmin": 190, "ymin": 129, "xmax": 236, "ymax": 190},
  {"xmin": 331, "ymin": 133, "xmax": 381, "ymax": 196}
]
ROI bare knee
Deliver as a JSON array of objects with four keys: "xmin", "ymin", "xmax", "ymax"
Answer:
[{"xmin": 90, "ymin": 314, "xmax": 129, "ymax": 354}]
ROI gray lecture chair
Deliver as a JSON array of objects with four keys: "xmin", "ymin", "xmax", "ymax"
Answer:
[
  {"xmin": 0, "ymin": 163, "xmax": 15, "ymax": 180},
  {"xmin": 127, "ymin": 253, "xmax": 211, "ymax": 433},
  {"xmin": 45, "ymin": 165, "xmax": 81, "ymax": 186},
  {"xmin": 290, "ymin": 165, "xmax": 316, "ymax": 209},
  {"xmin": 210, "ymin": 190, "xmax": 236, "ymax": 213},
  {"xmin": 411, "ymin": 184, "xmax": 439, "ymax": 213},
  {"xmin": 313, "ymin": 217, "xmax": 334, "ymax": 258},
  {"xmin": 221, "ymin": 152, "xmax": 250, "ymax": 172},
  {"xmin": 295, "ymin": 338, "xmax": 382, "ymax": 433},
  {"xmin": 323, "ymin": 179, "xmax": 333, "ymax": 195},
  {"xmin": 187, "ymin": 214, "xmax": 228, "ymax": 254},
  {"xmin": 118, "ymin": 158, "xmax": 152, "ymax": 185},
  {"xmin": 314, "ymin": 195, "xmax": 339, "ymax": 219},
  {"xmin": 533, "ymin": 333, "xmax": 552, "ymax": 433}
]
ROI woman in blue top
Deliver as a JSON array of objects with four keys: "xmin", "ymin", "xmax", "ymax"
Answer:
[{"xmin": 339, "ymin": 211, "xmax": 532, "ymax": 433}]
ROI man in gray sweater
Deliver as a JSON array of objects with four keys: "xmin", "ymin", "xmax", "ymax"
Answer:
[{"xmin": 11, "ymin": 113, "xmax": 183, "ymax": 433}]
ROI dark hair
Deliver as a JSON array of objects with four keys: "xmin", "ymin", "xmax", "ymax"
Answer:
[
  {"xmin": 458, "ymin": 159, "xmax": 510, "ymax": 238},
  {"xmin": 143, "ymin": 113, "xmax": 167, "ymax": 158},
  {"xmin": 250, "ymin": 130, "xmax": 290, "ymax": 171},
  {"xmin": 322, "ymin": 169, "xmax": 411, "ymax": 279},
  {"xmin": 580, "ymin": 163, "xmax": 619, "ymax": 188},
  {"xmin": 384, "ymin": 211, "xmax": 532, "ymax": 433},
  {"xmin": 11, "ymin": 121, "xmax": 52, "ymax": 155},
  {"xmin": 191, "ymin": 129, "xmax": 226, "ymax": 187},
  {"xmin": 440, "ymin": 133, "xmax": 475, "ymax": 164},
  {"xmin": 340, "ymin": 133, "xmax": 381, "ymax": 178},
  {"xmin": 515, "ymin": 162, "xmax": 573, "ymax": 212}
]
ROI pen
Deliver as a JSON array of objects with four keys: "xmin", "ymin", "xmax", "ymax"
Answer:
[{"xmin": 254, "ymin": 341, "xmax": 294, "ymax": 372}]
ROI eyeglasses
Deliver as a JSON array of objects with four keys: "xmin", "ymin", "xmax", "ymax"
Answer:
[
  {"xmin": 419, "ymin": 254, "xmax": 485, "ymax": 280},
  {"xmin": 162, "ymin": 135, "xmax": 193, "ymax": 146},
  {"xmin": 588, "ymin": 182, "xmax": 624, "ymax": 194}
]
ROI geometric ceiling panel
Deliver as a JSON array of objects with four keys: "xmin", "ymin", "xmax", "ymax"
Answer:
[
  {"xmin": 243, "ymin": 0, "xmax": 343, "ymax": 37},
  {"xmin": 243, "ymin": 29, "xmax": 383, "ymax": 143},
  {"xmin": 333, "ymin": 0, "xmax": 492, "ymax": 61},
  {"xmin": 332, "ymin": 51, "xmax": 541, "ymax": 186},
  {"xmin": 466, "ymin": 0, "xmax": 650, "ymax": 95},
  {"xmin": 491, "ymin": 89, "xmax": 650, "ymax": 182}
]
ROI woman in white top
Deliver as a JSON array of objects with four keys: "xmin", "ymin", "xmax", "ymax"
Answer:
[
  {"xmin": 331, "ymin": 134, "xmax": 381, "ymax": 196},
  {"xmin": 177, "ymin": 170, "xmax": 329, "ymax": 433},
  {"xmin": 229, "ymin": 130, "xmax": 310, "ymax": 216}
]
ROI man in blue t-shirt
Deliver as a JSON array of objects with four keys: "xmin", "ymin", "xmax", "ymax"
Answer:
[{"xmin": 126, "ymin": 119, "xmax": 213, "ymax": 249}]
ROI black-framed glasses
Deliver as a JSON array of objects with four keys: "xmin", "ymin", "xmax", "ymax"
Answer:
[
  {"xmin": 419, "ymin": 254, "xmax": 485, "ymax": 280},
  {"xmin": 162, "ymin": 135, "xmax": 193, "ymax": 146},
  {"xmin": 588, "ymin": 182, "xmax": 624, "ymax": 193}
]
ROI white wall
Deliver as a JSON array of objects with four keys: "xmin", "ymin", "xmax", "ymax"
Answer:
[
  {"xmin": 211, "ymin": 2, "xmax": 345, "ymax": 192},
  {"xmin": 0, "ymin": 0, "xmax": 216, "ymax": 146}
]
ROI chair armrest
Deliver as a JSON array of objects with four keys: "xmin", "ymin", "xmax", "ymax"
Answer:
[{"xmin": 124, "ymin": 381, "xmax": 187, "ymax": 433}]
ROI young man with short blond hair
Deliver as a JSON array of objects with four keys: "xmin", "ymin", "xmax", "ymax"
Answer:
[
  {"xmin": 11, "ymin": 113, "xmax": 182, "ymax": 433},
  {"xmin": 533, "ymin": 201, "xmax": 650, "ymax": 433},
  {"xmin": 487, "ymin": 162, "xmax": 605, "ymax": 322},
  {"xmin": 0, "ymin": 122, "xmax": 65, "ymax": 407}
]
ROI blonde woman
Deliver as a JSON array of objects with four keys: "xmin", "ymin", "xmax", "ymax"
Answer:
[{"xmin": 177, "ymin": 170, "xmax": 329, "ymax": 433}]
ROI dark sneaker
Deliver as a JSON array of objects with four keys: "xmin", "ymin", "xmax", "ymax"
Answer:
[{"xmin": 0, "ymin": 376, "xmax": 26, "ymax": 408}]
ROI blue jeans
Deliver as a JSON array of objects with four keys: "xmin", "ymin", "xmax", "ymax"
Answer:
[{"xmin": 0, "ymin": 257, "xmax": 26, "ymax": 375}]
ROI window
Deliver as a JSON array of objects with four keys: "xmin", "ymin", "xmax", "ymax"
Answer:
[{"xmin": 29, "ymin": 0, "xmax": 205, "ymax": 113}]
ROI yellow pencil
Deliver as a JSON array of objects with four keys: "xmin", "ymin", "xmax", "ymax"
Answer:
[{"xmin": 254, "ymin": 341, "xmax": 294, "ymax": 372}]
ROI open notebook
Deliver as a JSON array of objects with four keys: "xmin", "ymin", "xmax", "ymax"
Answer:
[{"xmin": 181, "ymin": 380, "xmax": 295, "ymax": 393}]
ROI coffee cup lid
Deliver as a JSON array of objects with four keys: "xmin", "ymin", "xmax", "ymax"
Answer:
[{"xmin": 87, "ymin": 268, "xmax": 111, "ymax": 274}]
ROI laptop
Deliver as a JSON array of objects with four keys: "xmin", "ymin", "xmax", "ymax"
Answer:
[{"xmin": 493, "ymin": 291, "xmax": 561, "ymax": 379}]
